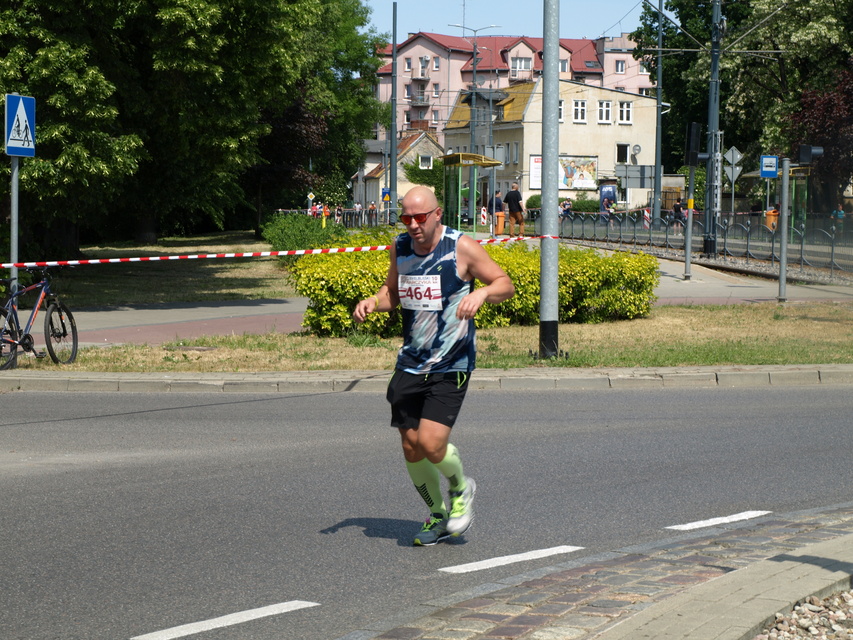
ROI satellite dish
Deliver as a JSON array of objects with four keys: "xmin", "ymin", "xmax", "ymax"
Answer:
[{"xmin": 632, "ymin": 144, "xmax": 641, "ymax": 155}]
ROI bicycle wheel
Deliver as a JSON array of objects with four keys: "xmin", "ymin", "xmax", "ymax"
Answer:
[
  {"xmin": 0, "ymin": 307, "xmax": 20, "ymax": 370},
  {"xmin": 44, "ymin": 301, "xmax": 78, "ymax": 364}
]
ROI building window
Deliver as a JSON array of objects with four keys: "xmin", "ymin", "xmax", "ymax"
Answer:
[
  {"xmin": 404, "ymin": 84, "xmax": 412, "ymax": 99},
  {"xmin": 419, "ymin": 155, "xmax": 433, "ymax": 170},
  {"xmin": 511, "ymin": 56, "xmax": 532, "ymax": 77},
  {"xmin": 432, "ymin": 83, "xmax": 440, "ymax": 97},
  {"xmin": 598, "ymin": 100, "xmax": 611, "ymax": 123},
  {"xmin": 405, "ymin": 112, "xmax": 411, "ymax": 125},
  {"xmin": 639, "ymin": 62, "xmax": 650, "ymax": 75},
  {"xmin": 560, "ymin": 59, "xmax": 568, "ymax": 73},
  {"xmin": 616, "ymin": 143, "xmax": 629, "ymax": 164},
  {"xmin": 618, "ymin": 101, "xmax": 633, "ymax": 124},
  {"xmin": 433, "ymin": 57, "xmax": 440, "ymax": 71},
  {"xmin": 405, "ymin": 57, "xmax": 412, "ymax": 72},
  {"xmin": 573, "ymin": 99, "xmax": 587, "ymax": 123},
  {"xmin": 615, "ymin": 60, "xmax": 626, "ymax": 74},
  {"xmin": 558, "ymin": 99, "xmax": 564, "ymax": 121},
  {"xmin": 431, "ymin": 109, "xmax": 439, "ymax": 123},
  {"xmin": 639, "ymin": 87, "xmax": 654, "ymax": 97},
  {"xmin": 513, "ymin": 142, "xmax": 519, "ymax": 164}
]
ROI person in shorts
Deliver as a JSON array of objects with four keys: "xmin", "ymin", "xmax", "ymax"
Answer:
[{"xmin": 352, "ymin": 185, "xmax": 515, "ymax": 546}]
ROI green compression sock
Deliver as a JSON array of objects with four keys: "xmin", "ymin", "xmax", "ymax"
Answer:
[
  {"xmin": 434, "ymin": 443, "xmax": 465, "ymax": 492},
  {"xmin": 405, "ymin": 458, "xmax": 447, "ymax": 516}
]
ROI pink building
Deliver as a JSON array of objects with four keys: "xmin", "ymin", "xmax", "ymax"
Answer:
[{"xmin": 375, "ymin": 31, "xmax": 653, "ymax": 145}]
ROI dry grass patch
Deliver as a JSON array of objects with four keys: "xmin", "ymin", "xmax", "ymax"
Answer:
[{"xmin": 18, "ymin": 300, "xmax": 853, "ymax": 373}]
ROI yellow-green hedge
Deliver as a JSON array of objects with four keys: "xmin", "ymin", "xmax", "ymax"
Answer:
[{"xmin": 289, "ymin": 238, "xmax": 659, "ymax": 337}]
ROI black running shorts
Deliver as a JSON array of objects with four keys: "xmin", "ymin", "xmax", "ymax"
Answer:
[{"xmin": 386, "ymin": 369, "xmax": 471, "ymax": 430}]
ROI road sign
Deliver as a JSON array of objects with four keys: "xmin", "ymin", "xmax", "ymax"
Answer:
[
  {"xmin": 723, "ymin": 146, "xmax": 742, "ymax": 166},
  {"xmin": 724, "ymin": 164, "xmax": 742, "ymax": 184},
  {"xmin": 760, "ymin": 155, "xmax": 779, "ymax": 179},
  {"xmin": 307, "ymin": 192, "xmax": 315, "ymax": 201},
  {"xmin": 382, "ymin": 187, "xmax": 390, "ymax": 202},
  {"xmin": 615, "ymin": 164, "xmax": 655, "ymax": 188},
  {"xmin": 5, "ymin": 94, "xmax": 36, "ymax": 157}
]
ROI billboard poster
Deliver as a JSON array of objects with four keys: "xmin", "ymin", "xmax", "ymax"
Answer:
[{"xmin": 529, "ymin": 155, "xmax": 598, "ymax": 190}]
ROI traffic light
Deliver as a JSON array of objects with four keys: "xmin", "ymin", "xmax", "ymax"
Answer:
[
  {"xmin": 798, "ymin": 145, "xmax": 824, "ymax": 164},
  {"xmin": 684, "ymin": 122, "xmax": 701, "ymax": 167}
]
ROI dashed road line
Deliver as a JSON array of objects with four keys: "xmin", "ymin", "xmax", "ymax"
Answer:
[
  {"xmin": 665, "ymin": 510, "xmax": 772, "ymax": 531},
  {"xmin": 439, "ymin": 545, "xmax": 585, "ymax": 574},
  {"xmin": 129, "ymin": 600, "xmax": 320, "ymax": 640}
]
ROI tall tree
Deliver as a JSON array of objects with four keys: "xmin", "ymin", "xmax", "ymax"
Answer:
[
  {"xmin": 789, "ymin": 68, "xmax": 853, "ymax": 206},
  {"xmin": 0, "ymin": 0, "xmax": 386, "ymax": 254},
  {"xmin": 632, "ymin": 0, "xmax": 853, "ymax": 183},
  {"xmin": 0, "ymin": 0, "xmax": 145, "ymax": 256}
]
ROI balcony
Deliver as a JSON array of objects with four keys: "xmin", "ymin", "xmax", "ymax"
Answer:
[
  {"xmin": 412, "ymin": 68, "xmax": 430, "ymax": 81},
  {"xmin": 410, "ymin": 93, "xmax": 431, "ymax": 107}
]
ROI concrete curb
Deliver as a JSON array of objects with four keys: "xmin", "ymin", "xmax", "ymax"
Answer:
[{"xmin": 2, "ymin": 364, "xmax": 853, "ymax": 393}]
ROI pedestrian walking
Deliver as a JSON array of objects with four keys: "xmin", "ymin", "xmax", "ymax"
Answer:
[{"xmin": 504, "ymin": 183, "xmax": 525, "ymax": 238}]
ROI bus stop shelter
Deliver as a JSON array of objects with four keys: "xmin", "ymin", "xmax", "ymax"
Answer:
[{"xmin": 440, "ymin": 152, "xmax": 501, "ymax": 237}]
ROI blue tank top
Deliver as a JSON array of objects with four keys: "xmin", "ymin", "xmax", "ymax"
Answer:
[{"xmin": 395, "ymin": 227, "xmax": 475, "ymax": 374}]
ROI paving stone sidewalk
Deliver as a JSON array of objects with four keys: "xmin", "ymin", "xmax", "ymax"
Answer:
[{"xmin": 341, "ymin": 504, "xmax": 853, "ymax": 640}]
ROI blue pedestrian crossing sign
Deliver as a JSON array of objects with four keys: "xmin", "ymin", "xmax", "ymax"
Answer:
[{"xmin": 5, "ymin": 94, "xmax": 36, "ymax": 157}]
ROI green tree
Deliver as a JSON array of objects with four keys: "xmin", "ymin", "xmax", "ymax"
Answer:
[
  {"xmin": 243, "ymin": 0, "xmax": 388, "ymax": 223},
  {"xmin": 0, "ymin": 0, "xmax": 386, "ymax": 255},
  {"xmin": 632, "ymin": 0, "xmax": 852, "ymax": 182},
  {"xmin": 0, "ymin": 1, "xmax": 145, "ymax": 257}
]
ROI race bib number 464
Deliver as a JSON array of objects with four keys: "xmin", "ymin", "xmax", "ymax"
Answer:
[{"xmin": 399, "ymin": 274, "xmax": 442, "ymax": 311}]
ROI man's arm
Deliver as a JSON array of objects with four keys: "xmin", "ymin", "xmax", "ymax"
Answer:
[
  {"xmin": 454, "ymin": 236, "xmax": 515, "ymax": 320},
  {"xmin": 353, "ymin": 244, "xmax": 400, "ymax": 323}
]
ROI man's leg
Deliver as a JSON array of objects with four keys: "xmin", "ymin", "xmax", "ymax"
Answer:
[{"xmin": 401, "ymin": 421, "xmax": 454, "ymax": 546}]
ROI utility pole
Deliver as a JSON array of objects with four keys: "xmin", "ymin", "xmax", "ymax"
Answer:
[
  {"xmin": 704, "ymin": 0, "xmax": 722, "ymax": 256},
  {"xmin": 652, "ymin": 0, "xmax": 663, "ymax": 226},
  {"xmin": 389, "ymin": 3, "xmax": 398, "ymax": 224},
  {"xmin": 539, "ymin": 0, "xmax": 559, "ymax": 358},
  {"xmin": 449, "ymin": 23, "xmax": 500, "ymax": 212}
]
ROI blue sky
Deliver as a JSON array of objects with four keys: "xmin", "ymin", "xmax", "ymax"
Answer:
[{"xmin": 361, "ymin": 0, "xmax": 648, "ymax": 42}]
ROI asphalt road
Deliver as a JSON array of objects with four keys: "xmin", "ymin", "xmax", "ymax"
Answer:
[{"xmin": 2, "ymin": 386, "xmax": 853, "ymax": 640}]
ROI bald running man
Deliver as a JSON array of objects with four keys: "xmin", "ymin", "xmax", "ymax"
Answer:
[{"xmin": 353, "ymin": 186, "xmax": 515, "ymax": 545}]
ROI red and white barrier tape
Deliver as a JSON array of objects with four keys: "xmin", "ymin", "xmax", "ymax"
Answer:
[{"xmin": 1, "ymin": 235, "xmax": 559, "ymax": 269}]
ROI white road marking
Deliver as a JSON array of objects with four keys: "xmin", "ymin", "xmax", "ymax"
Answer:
[
  {"xmin": 666, "ymin": 510, "xmax": 772, "ymax": 531},
  {"xmin": 439, "ymin": 545, "xmax": 584, "ymax": 574},
  {"xmin": 129, "ymin": 601, "xmax": 320, "ymax": 640}
]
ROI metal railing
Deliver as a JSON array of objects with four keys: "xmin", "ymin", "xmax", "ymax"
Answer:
[
  {"xmin": 272, "ymin": 208, "xmax": 390, "ymax": 228},
  {"xmin": 528, "ymin": 209, "xmax": 853, "ymax": 274}
]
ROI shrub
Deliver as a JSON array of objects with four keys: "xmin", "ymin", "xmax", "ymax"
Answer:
[
  {"xmin": 571, "ymin": 195, "xmax": 601, "ymax": 213},
  {"xmin": 525, "ymin": 193, "xmax": 541, "ymax": 210},
  {"xmin": 262, "ymin": 212, "xmax": 349, "ymax": 266},
  {"xmin": 289, "ymin": 227, "xmax": 401, "ymax": 337},
  {"xmin": 289, "ymin": 237, "xmax": 659, "ymax": 336}
]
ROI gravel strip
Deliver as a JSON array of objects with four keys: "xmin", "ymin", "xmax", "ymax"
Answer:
[{"xmin": 752, "ymin": 592, "xmax": 853, "ymax": 639}]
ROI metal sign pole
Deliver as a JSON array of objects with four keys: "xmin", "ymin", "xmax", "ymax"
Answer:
[{"xmin": 9, "ymin": 156, "xmax": 18, "ymax": 290}]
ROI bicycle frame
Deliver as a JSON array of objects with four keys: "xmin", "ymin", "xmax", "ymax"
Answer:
[{"xmin": 5, "ymin": 277, "xmax": 53, "ymax": 339}]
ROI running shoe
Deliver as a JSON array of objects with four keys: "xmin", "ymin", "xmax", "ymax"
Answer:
[
  {"xmin": 447, "ymin": 477, "xmax": 476, "ymax": 536},
  {"xmin": 413, "ymin": 514, "xmax": 450, "ymax": 546}
]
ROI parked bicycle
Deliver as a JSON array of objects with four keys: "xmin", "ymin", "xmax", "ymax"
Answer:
[{"xmin": 0, "ymin": 267, "xmax": 78, "ymax": 370}]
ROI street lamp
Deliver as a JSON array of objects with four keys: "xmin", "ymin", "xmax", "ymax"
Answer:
[{"xmin": 449, "ymin": 23, "xmax": 500, "ymax": 215}]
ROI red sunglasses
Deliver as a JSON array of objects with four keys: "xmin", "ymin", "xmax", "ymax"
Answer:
[{"xmin": 400, "ymin": 207, "xmax": 438, "ymax": 225}]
